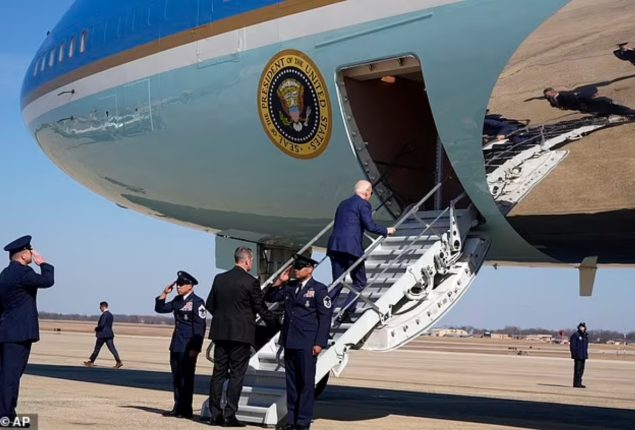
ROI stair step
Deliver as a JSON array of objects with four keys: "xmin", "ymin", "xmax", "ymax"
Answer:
[
  {"xmin": 366, "ymin": 262, "xmax": 411, "ymax": 271},
  {"xmin": 239, "ymin": 385, "xmax": 285, "ymax": 405},
  {"xmin": 383, "ymin": 235, "xmax": 438, "ymax": 243},
  {"xmin": 243, "ymin": 369, "xmax": 285, "ymax": 389},
  {"xmin": 235, "ymin": 404, "xmax": 272, "ymax": 422},
  {"xmin": 368, "ymin": 251, "xmax": 426, "ymax": 263}
]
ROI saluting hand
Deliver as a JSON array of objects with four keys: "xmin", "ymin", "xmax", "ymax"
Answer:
[
  {"xmin": 163, "ymin": 281, "xmax": 176, "ymax": 295},
  {"xmin": 273, "ymin": 267, "xmax": 292, "ymax": 287},
  {"xmin": 312, "ymin": 345, "xmax": 323, "ymax": 356},
  {"xmin": 31, "ymin": 250, "xmax": 46, "ymax": 266}
]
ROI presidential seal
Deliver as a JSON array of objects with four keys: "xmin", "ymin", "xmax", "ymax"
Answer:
[{"xmin": 258, "ymin": 50, "xmax": 332, "ymax": 159}]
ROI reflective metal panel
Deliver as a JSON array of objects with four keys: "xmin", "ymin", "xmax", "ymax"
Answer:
[{"xmin": 485, "ymin": 0, "xmax": 635, "ymax": 263}]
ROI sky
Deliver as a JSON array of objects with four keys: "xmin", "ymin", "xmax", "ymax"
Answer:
[{"xmin": 1, "ymin": 1, "xmax": 634, "ymax": 332}]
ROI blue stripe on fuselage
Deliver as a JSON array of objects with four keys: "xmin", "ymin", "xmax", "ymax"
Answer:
[{"xmin": 21, "ymin": 0, "xmax": 280, "ymax": 104}]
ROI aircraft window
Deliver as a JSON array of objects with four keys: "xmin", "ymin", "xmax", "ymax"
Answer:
[
  {"xmin": 48, "ymin": 49, "xmax": 55, "ymax": 68},
  {"xmin": 68, "ymin": 37, "xmax": 75, "ymax": 58},
  {"xmin": 58, "ymin": 43, "xmax": 65, "ymax": 63},
  {"xmin": 39, "ymin": 56, "xmax": 45, "ymax": 72},
  {"xmin": 32, "ymin": 62, "xmax": 37, "ymax": 77},
  {"xmin": 80, "ymin": 31, "xmax": 87, "ymax": 53}
]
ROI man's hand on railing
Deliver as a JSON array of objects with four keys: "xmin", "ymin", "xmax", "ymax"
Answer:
[{"xmin": 387, "ymin": 227, "xmax": 397, "ymax": 236}]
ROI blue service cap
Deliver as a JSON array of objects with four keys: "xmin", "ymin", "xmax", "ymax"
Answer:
[
  {"xmin": 176, "ymin": 270, "xmax": 198, "ymax": 286},
  {"xmin": 293, "ymin": 254, "xmax": 319, "ymax": 268},
  {"xmin": 3, "ymin": 235, "xmax": 33, "ymax": 256}
]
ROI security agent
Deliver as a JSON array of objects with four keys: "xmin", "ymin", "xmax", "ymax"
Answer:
[
  {"xmin": 84, "ymin": 301, "xmax": 123, "ymax": 368},
  {"xmin": 155, "ymin": 271, "xmax": 207, "ymax": 419},
  {"xmin": 0, "ymin": 235, "xmax": 54, "ymax": 421},
  {"xmin": 570, "ymin": 322, "xmax": 589, "ymax": 388},
  {"xmin": 206, "ymin": 247, "xmax": 278, "ymax": 428},
  {"xmin": 265, "ymin": 255, "xmax": 333, "ymax": 430}
]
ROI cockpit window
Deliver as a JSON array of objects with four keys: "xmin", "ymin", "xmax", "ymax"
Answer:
[
  {"xmin": 39, "ymin": 56, "xmax": 45, "ymax": 72},
  {"xmin": 48, "ymin": 49, "xmax": 55, "ymax": 68},
  {"xmin": 69, "ymin": 36, "xmax": 75, "ymax": 58}
]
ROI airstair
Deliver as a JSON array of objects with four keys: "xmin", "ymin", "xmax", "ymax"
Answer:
[
  {"xmin": 201, "ymin": 183, "xmax": 490, "ymax": 426},
  {"xmin": 484, "ymin": 115, "xmax": 628, "ymax": 213}
]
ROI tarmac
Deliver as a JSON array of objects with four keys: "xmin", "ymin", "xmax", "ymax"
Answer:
[{"xmin": 16, "ymin": 322, "xmax": 635, "ymax": 430}]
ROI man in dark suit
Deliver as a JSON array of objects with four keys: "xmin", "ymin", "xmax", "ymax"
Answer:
[
  {"xmin": 155, "ymin": 270, "xmax": 207, "ymax": 419},
  {"xmin": 84, "ymin": 301, "xmax": 123, "ymax": 368},
  {"xmin": 265, "ymin": 254, "xmax": 332, "ymax": 430},
  {"xmin": 206, "ymin": 247, "xmax": 278, "ymax": 427},
  {"xmin": 0, "ymin": 235, "xmax": 54, "ymax": 421},
  {"xmin": 543, "ymin": 87, "xmax": 635, "ymax": 117},
  {"xmin": 327, "ymin": 180, "xmax": 395, "ymax": 322},
  {"xmin": 570, "ymin": 322, "xmax": 590, "ymax": 388}
]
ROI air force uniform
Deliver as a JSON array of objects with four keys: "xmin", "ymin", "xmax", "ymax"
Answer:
[
  {"xmin": 155, "ymin": 271, "xmax": 207, "ymax": 418},
  {"xmin": 265, "ymin": 256, "xmax": 332, "ymax": 429},
  {"xmin": 0, "ymin": 236, "xmax": 54, "ymax": 420}
]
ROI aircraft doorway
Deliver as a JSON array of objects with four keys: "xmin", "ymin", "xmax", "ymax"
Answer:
[{"xmin": 338, "ymin": 56, "xmax": 465, "ymax": 216}]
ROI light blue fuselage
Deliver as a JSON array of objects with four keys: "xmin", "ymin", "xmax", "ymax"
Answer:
[{"xmin": 22, "ymin": 0, "xmax": 571, "ymax": 263}]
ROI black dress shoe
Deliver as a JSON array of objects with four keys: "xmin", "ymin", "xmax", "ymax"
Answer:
[
  {"xmin": 206, "ymin": 416, "xmax": 224, "ymax": 426},
  {"xmin": 180, "ymin": 412, "xmax": 194, "ymax": 419},
  {"xmin": 223, "ymin": 416, "xmax": 247, "ymax": 427},
  {"xmin": 275, "ymin": 425, "xmax": 296, "ymax": 430},
  {"xmin": 162, "ymin": 409, "xmax": 178, "ymax": 417},
  {"xmin": 336, "ymin": 311, "xmax": 352, "ymax": 324}
]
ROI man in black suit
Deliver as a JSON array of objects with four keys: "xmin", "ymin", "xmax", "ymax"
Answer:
[
  {"xmin": 84, "ymin": 301, "xmax": 123, "ymax": 368},
  {"xmin": 206, "ymin": 247, "xmax": 278, "ymax": 427},
  {"xmin": 543, "ymin": 87, "xmax": 635, "ymax": 117}
]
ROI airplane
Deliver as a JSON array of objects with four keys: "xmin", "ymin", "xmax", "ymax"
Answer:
[{"xmin": 19, "ymin": 0, "xmax": 635, "ymax": 424}]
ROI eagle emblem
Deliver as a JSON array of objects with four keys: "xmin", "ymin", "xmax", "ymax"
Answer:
[{"xmin": 277, "ymin": 78, "xmax": 311, "ymax": 132}]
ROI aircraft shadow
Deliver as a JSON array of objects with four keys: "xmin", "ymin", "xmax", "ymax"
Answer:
[
  {"xmin": 318, "ymin": 385, "xmax": 635, "ymax": 430},
  {"xmin": 25, "ymin": 364, "xmax": 635, "ymax": 429}
]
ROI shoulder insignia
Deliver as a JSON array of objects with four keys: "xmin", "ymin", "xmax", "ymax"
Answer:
[
  {"xmin": 198, "ymin": 304, "xmax": 207, "ymax": 319},
  {"xmin": 323, "ymin": 296, "xmax": 332, "ymax": 309}
]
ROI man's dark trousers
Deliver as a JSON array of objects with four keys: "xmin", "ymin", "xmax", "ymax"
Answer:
[
  {"xmin": 573, "ymin": 359, "xmax": 586, "ymax": 387},
  {"xmin": 0, "ymin": 342, "xmax": 32, "ymax": 419},
  {"xmin": 89, "ymin": 338, "xmax": 121, "ymax": 362},
  {"xmin": 209, "ymin": 340, "xmax": 251, "ymax": 420},
  {"xmin": 284, "ymin": 348, "xmax": 317, "ymax": 428},
  {"xmin": 329, "ymin": 251, "xmax": 367, "ymax": 313},
  {"xmin": 170, "ymin": 350, "xmax": 198, "ymax": 416}
]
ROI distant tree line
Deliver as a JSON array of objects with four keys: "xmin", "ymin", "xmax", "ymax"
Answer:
[
  {"xmin": 40, "ymin": 312, "xmax": 172, "ymax": 325},
  {"xmin": 446, "ymin": 325, "xmax": 635, "ymax": 343}
]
